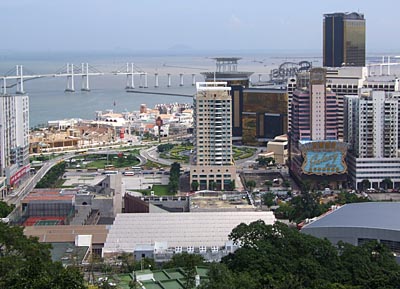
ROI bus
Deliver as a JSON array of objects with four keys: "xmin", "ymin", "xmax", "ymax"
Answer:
[
  {"xmin": 123, "ymin": 171, "xmax": 135, "ymax": 176},
  {"xmin": 131, "ymin": 166, "xmax": 142, "ymax": 171},
  {"xmin": 102, "ymin": 171, "xmax": 118, "ymax": 175}
]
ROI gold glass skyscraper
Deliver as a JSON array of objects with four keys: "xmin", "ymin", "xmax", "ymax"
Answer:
[{"xmin": 323, "ymin": 12, "xmax": 366, "ymax": 67}]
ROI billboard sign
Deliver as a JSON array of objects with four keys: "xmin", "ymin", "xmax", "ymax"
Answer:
[
  {"xmin": 10, "ymin": 164, "xmax": 30, "ymax": 185},
  {"xmin": 270, "ymin": 61, "xmax": 312, "ymax": 81},
  {"xmin": 300, "ymin": 141, "xmax": 347, "ymax": 175}
]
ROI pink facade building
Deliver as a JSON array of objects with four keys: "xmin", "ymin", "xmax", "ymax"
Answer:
[{"xmin": 291, "ymin": 68, "xmax": 338, "ymax": 145}]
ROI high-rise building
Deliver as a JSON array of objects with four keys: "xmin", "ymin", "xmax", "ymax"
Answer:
[
  {"xmin": 323, "ymin": 12, "xmax": 366, "ymax": 67},
  {"xmin": 345, "ymin": 89, "xmax": 400, "ymax": 190},
  {"xmin": 190, "ymin": 82, "xmax": 236, "ymax": 191},
  {"xmin": 0, "ymin": 93, "xmax": 30, "ymax": 198},
  {"xmin": 289, "ymin": 68, "xmax": 348, "ymax": 190},
  {"xmin": 291, "ymin": 68, "xmax": 338, "ymax": 144}
]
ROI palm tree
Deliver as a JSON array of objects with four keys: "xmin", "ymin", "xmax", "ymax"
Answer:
[{"xmin": 381, "ymin": 178, "xmax": 393, "ymax": 190}]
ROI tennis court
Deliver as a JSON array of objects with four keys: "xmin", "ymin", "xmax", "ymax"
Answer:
[
  {"xmin": 35, "ymin": 219, "xmax": 61, "ymax": 226},
  {"xmin": 24, "ymin": 216, "xmax": 65, "ymax": 226}
]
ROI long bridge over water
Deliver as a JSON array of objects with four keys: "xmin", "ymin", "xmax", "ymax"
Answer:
[{"xmin": 0, "ymin": 63, "xmax": 200, "ymax": 95}]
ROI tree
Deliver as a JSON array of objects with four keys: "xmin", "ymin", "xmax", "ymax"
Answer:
[
  {"xmin": 163, "ymin": 253, "xmax": 205, "ymax": 289},
  {"xmin": 289, "ymin": 191, "xmax": 326, "ymax": 223},
  {"xmin": 118, "ymin": 252, "xmax": 135, "ymax": 273},
  {"xmin": 256, "ymin": 156, "xmax": 268, "ymax": 167},
  {"xmin": 256, "ymin": 156, "xmax": 274, "ymax": 167},
  {"xmin": 228, "ymin": 179, "xmax": 235, "ymax": 191},
  {"xmin": 208, "ymin": 181, "xmax": 216, "ymax": 191},
  {"xmin": 162, "ymin": 253, "xmax": 205, "ymax": 269},
  {"xmin": 264, "ymin": 180, "xmax": 273, "ymax": 190},
  {"xmin": 0, "ymin": 201, "xmax": 14, "ymax": 218},
  {"xmin": 157, "ymin": 143, "xmax": 174, "ymax": 153},
  {"xmin": 300, "ymin": 179, "xmax": 312, "ymax": 192},
  {"xmin": 35, "ymin": 161, "xmax": 67, "ymax": 188},
  {"xmin": 381, "ymin": 178, "xmax": 393, "ymax": 190},
  {"xmin": 361, "ymin": 179, "xmax": 370, "ymax": 191},
  {"xmin": 199, "ymin": 263, "xmax": 235, "ymax": 289},
  {"xmin": 274, "ymin": 202, "xmax": 295, "ymax": 220},
  {"xmin": 191, "ymin": 180, "xmax": 199, "ymax": 191},
  {"xmin": 336, "ymin": 191, "xmax": 369, "ymax": 205},
  {"xmin": 282, "ymin": 180, "xmax": 291, "ymax": 188},
  {"xmin": 0, "ymin": 222, "xmax": 86, "ymax": 289},
  {"xmin": 262, "ymin": 192, "xmax": 275, "ymax": 208},
  {"xmin": 245, "ymin": 180, "xmax": 256, "ymax": 192},
  {"xmin": 168, "ymin": 162, "xmax": 181, "ymax": 193},
  {"xmin": 205, "ymin": 221, "xmax": 400, "ymax": 289}
]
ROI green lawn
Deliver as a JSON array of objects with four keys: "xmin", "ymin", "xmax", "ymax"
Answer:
[
  {"xmin": 159, "ymin": 144, "xmax": 193, "ymax": 163},
  {"xmin": 233, "ymin": 147, "xmax": 257, "ymax": 160},
  {"xmin": 140, "ymin": 185, "xmax": 174, "ymax": 196},
  {"xmin": 70, "ymin": 152, "xmax": 141, "ymax": 169}
]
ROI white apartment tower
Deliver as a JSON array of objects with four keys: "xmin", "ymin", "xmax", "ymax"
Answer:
[
  {"xmin": 0, "ymin": 94, "xmax": 30, "ymax": 198},
  {"xmin": 190, "ymin": 82, "xmax": 236, "ymax": 191},
  {"xmin": 345, "ymin": 89, "xmax": 400, "ymax": 190}
]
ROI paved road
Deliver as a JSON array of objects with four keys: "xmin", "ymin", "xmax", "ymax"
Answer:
[
  {"xmin": 235, "ymin": 147, "xmax": 264, "ymax": 167},
  {"xmin": 5, "ymin": 153, "xmax": 75, "ymax": 206},
  {"xmin": 140, "ymin": 146, "xmax": 173, "ymax": 166}
]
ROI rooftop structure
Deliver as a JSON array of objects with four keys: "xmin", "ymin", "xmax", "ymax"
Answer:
[
  {"xmin": 302, "ymin": 202, "xmax": 400, "ymax": 256},
  {"xmin": 201, "ymin": 58, "xmax": 253, "ymax": 142},
  {"xmin": 22, "ymin": 190, "xmax": 75, "ymax": 203},
  {"xmin": 102, "ymin": 211, "xmax": 275, "ymax": 259},
  {"xmin": 24, "ymin": 225, "xmax": 108, "ymax": 244},
  {"xmin": 201, "ymin": 57, "xmax": 253, "ymax": 82}
]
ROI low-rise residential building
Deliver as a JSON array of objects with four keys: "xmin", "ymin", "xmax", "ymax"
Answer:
[{"xmin": 265, "ymin": 134, "xmax": 288, "ymax": 164}]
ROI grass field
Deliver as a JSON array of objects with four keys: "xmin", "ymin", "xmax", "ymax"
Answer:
[
  {"xmin": 233, "ymin": 146, "xmax": 256, "ymax": 160},
  {"xmin": 140, "ymin": 184, "xmax": 173, "ymax": 196}
]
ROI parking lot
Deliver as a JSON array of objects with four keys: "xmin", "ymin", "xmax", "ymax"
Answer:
[
  {"xmin": 62, "ymin": 169, "xmax": 170, "ymax": 192},
  {"xmin": 122, "ymin": 172, "xmax": 169, "ymax": 191}
]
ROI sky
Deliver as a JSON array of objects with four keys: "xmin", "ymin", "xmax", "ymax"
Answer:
[{"xmin": 1, "ymin": 0, "xmax": 399, "ymax": 54}]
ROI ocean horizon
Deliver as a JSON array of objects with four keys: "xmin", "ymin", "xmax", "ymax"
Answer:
[{"xmin": 1, "ymin": 51, "xmax": 393, "ymax": 128}]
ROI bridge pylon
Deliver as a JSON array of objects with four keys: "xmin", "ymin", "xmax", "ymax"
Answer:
[
  {"xmin": 81, "ymin": 63, "xmax": 90, "ymax": 91},
  {"xmin": 16, "ymin": 65, "xmax": 25, "ymax": 94},
  {"xmin": 192, "ymin": 74, "xmax": 196, "ymax": 86},
  {"xmin": 125, "ymin": 63, "xmax": 135, "ymax": 89},
  {"xmin": 65, "ymin": 63, "xmax": 75, "ymax": 92}
]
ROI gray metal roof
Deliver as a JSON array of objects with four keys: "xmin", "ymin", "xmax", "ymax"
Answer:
[{"xmin": 303, "ymin": 202, "xmax": 400, "ymax": 231}]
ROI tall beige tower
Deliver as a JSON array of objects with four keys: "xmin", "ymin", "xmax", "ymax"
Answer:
[{"xmin": 190, "ymin": 82, "xmax": 236, "ymax": 191}]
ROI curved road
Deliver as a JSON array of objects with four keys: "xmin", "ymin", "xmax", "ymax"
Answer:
[
  {"xmin": 6, "ymin": 153, "xmax": 75, "ymax": 205},
  {"xmin": 140, "ymin": 146, "xmax": 173, "ymax": 166}
]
